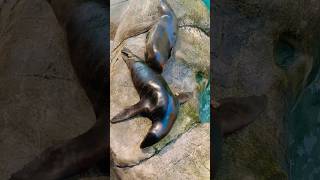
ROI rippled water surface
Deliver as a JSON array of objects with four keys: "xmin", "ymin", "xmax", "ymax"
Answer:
[{"xmin": 289, "ymin": 76, "xmax": 320, "ymax": 179}]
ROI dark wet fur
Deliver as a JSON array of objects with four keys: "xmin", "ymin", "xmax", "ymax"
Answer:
[
  {"xmin": 10, "ymin": 1, "xmax": 109, "ymax": 179},
  {"xmin": 145, "ymin": 0, "xmax": 177, "ymax": 73},
  {"xmin": 112, "ymin": 48, "xmax": 182, "ymax": 149}
]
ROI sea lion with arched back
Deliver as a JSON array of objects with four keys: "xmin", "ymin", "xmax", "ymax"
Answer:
[
  {"xmin": 10, "ymin": 0, "xmax": 109, "ymax": 179},
  {"xmin": 111, "ymin": 48, "xmax": 191, "ymax": 148},
  {"xmin": 145, "ymin": 0, "xmax": 178, "ymax": 73}
]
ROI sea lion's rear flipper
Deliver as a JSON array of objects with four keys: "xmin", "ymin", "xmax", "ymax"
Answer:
[
  {"xmin": 140, "ymin": 121, "xmax": 164, "ymax": 148},
  {"xmin": 176, "ymin": 92, "xmax": 193, "ymax": 104},
  {"xmin": 213, "ymin": 95, "xmax": 267, "ymax": 136},
  {"xmin": 111, "ymin": 101, "xmax": 146, "ymax": 123},
  {"xmin": 10, "ymin": 118, "xmax": 107, "ymax": 180}
]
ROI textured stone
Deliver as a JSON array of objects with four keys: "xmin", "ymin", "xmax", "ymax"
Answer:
[
  {"xmin": 0, "ymin": 0, "xmax": 95, "ymax": 179},
  {"xmin": 114, "ymin": 124, "xmax": 210, "ymax": 180},
  {"xmin": 110, "ymin": 0, "xmax": 129, "ymax": 39}
]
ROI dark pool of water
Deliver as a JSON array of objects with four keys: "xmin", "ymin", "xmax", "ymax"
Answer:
[{"xmin": 288, "ymin": 75, "xmax": 320, "ymax": 179}]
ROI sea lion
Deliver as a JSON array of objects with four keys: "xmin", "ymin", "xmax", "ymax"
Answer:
[
  {"xmin": 212, "ymin": 95, "xmax": 268, "ymax": 177},
  {"xmin": 111, "ymin": 48, "xmax": 191, "ymax": 148},
  {"xmin": 10, "ymin": 0, "xmax": 109, "ymax": 179},
  {"xmin": 145, "ymin": 0, "xmax": 178, "ymax": 73}
]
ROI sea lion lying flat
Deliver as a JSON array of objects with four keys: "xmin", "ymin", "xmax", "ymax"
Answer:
[
  {"xmin": 10, "ymin": 0, "xmax": 109, "ymax": 179},
  {"xmin": 145, "ymin": 0, "xmax": 178, "ymax": 73},
  {"xmin": 111, "ymin": 48, "xmax": 191, "ymax": 148},
  {"xmin": 212, "ymin": 95, "xmax": 268, "ymax": 177}
]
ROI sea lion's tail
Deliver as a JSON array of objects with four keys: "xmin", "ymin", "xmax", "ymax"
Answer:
[
  {"xmin": 140, "ymin": 132, "xmax": 160, "ymax": 149},
  {"xmin": 10, "ymin": 118, "xmax": 108, "ymax": 180}
]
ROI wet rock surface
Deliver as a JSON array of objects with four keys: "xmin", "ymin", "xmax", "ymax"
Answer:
[{"xmin": 110, "ymin": 0, "xmax": 210, "ymax": 179}]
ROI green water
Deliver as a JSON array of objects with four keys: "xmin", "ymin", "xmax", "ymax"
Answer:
[
  {"xmin": 198, "ymin": 82, "xmax": 210, "ymax": 123},
  {"xmin": 288, "ymin": 76, "xmax": 320, "ymax": 180},
  {"xmin": 196, "ymin": 72, "xmax": 210, "ymax": 123},
  {"xmin": 274, "ymin": 35, "xmax": 320, "ymax": 179},
  {"xmin": 288, "ymin": 47, "xmax": 320, "ymax": 179},
  {"xmin": 202, "ymin": 0, "xmax": 210, "ymax": 10}
]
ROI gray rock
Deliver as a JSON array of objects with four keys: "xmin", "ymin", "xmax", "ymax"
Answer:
[
  {"xmin": 114, "ymin": 124, "xmax": 210, "ymax": 180},
  {"xmin": 110, "ymin": 0, "xmax": 129, "ymax": 39},
  {"xmin": 0, "ymin": 0, "xmax": 95, "ymax": 179}
]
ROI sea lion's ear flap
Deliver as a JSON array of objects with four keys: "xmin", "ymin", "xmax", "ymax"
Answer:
[
  {"xmin": 176, "ymin": 92, "xmax": 193, "ymax": 104},
  {"xmin": 212, "ymin": 95, "xmax": 267, "ymax": 136}
]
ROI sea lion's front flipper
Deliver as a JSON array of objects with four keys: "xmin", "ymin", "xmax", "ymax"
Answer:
[
  {"xmin": 176, "ymin": 92, "xmax": 193, "ymax": 104},
  {"xmin": 213, "ymin": 95, "xmax": 267, "ymax": 136},
  {"xmin": 111, "ymin": 101, "xmax": 146, "ymax": 123}
]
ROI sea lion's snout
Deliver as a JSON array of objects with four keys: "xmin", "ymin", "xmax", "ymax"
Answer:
[
  {"xmin": 121, "ymin": 48, "xmax": 131, "ymax": 57},
  {"xmin": 121, "ymin": 48, "xmax": 135, "ymax": 67}
]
